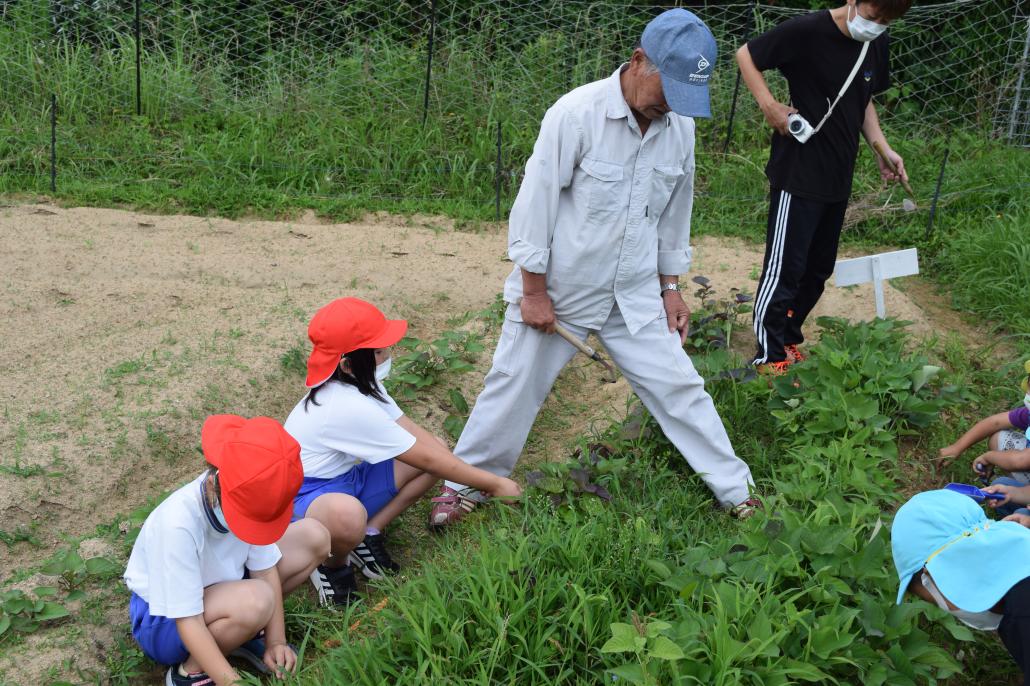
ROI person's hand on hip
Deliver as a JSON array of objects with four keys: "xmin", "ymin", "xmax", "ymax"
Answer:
[
  {"xmin": 760, "ymin": 100, "xmax": 797, "ymax": 136},
  {"xmin": 521, "ymin": 292, "xmax": 557, "ymax": 334},
  {"xmin": 663, "ymin": 291, "xmax": 691, "ymax": 345}
]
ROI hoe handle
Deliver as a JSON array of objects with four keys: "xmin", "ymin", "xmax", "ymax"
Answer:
[
  {"xmin": 872, "ymin": 140, "xmax": 915, "ymax": 198},
  {"xmin": 553, "ymin": 323, "xmax": 597, "ymax": 358}
]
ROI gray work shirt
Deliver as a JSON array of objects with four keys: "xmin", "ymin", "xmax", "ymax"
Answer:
[{"xmin": 503, "ymin": 66, "xmax": 697, "ymax": 335}]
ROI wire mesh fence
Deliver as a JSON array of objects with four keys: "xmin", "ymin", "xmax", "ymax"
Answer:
[
  {"xmin": 998, "ymin": 3, "xmax": 1030, "ymax": 147},
  {"xmin": 0, "ymin": 0, "xmax": 1025, "ymax": 215}
]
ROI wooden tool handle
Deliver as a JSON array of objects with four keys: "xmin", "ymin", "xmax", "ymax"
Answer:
[
  {"xmin": 872, "ymin": 140, "xmax": 915, "ymax": 198},
  {"xmin": 553, "ymin": 323, "xmax": 597, "ymax": 357}
]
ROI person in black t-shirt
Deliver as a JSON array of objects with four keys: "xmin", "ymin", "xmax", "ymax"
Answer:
[{"xmin": 736, "ymin": 0, "xmax": 912, "ymax": 374}]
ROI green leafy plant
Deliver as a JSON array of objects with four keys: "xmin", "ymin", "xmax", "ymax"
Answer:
[
  {"xmin": 525, "ymin": 441, "xmax": 624, "ymax": 508},
  {"xmin": 601, "ymin": 613, "xmax": 685, "ymax": 685},
  {"xmin": 388, "ymin": 331, "xmax": 484, "ymax": 401},
  {"xmin": 0, "ymin": 588, "xmax": 68, "ymax": 639},
  {"xmin": 686, "ymin": 275, "xmax": 754, "ymax": 352},
  {"xmin": 443, "ymin": 388, "xmax": 470, "ymax": 442},
  {"xmin": 0, "ymin": 526, "xmax": 42, "ymax": 548},
  {"xmin": 279, "ymin": 345, "xmax": 307, "ymax": 376},
  {"xmin": 41, "ymin": 548, "xmax": 121, "ymax": 592}
]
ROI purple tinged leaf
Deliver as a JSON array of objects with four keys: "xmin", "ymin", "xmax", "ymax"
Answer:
[
  {"xmin": 691, "ymin": 275, "xmax": 710, "ymax": 286},
  {"xmin": 569, "ymin": 468, "xmax": 591, "ymax": 490}
]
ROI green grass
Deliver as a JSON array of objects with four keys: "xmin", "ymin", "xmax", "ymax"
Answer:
[
  {"xmin": 288, "ymin": 317, "xmax": 1020, "ymax": 684},
  {"xmin": 930, "ymin": 212, "xmax": 1030, "ymax": 349},
  {"xmin": 2, "ymin": 10, "xmax": 1026, "ymax": 347}
]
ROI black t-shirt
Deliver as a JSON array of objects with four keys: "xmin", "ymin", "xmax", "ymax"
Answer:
[{"xmin": 747, "ymin": 10, "xmax": 890, "ymax": 202}]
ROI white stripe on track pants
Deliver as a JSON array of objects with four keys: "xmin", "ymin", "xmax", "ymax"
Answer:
[{"xmin": 445, "ymin": 304, "xmax": 755, "ymax": 507}]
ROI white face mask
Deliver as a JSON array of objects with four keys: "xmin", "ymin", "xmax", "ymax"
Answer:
[
  {"xmin": 375, "ymin": 357, "xmax": 393, "ymax": 382},
  {"xmin": 847, "ymin": 3, "xmax": 888, "ymax": 42},
  {"xmin": 212, "ymin": 503, "xmax": 229, "ymax": 532},
  {"xmin": 921, "ymin": 572, "xmax": 1003, "ymax": 631}
]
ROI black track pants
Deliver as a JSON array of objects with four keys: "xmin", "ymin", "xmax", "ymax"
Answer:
[{"xmin": 751, "ymin": 188, "xmax": 848, "ymax": 365}]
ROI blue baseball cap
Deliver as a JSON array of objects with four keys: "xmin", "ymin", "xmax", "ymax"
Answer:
[
  {"xmin": 891, "ymin": 489, "xmax": 1030, "ymax": 611},
  {"xmin": 641, "ymin": 9, "xmax": 717, "ymax": 118}
]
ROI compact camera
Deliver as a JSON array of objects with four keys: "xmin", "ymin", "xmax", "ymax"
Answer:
[{"xmin": 787, "ymin": 113, "xmax": 814, "ymax": 144}]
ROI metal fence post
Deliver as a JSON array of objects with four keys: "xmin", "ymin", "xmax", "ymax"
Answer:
[
  {"xmin": 50, "ymin": 94, "xmax": 57, "ymax": 193},
  {"xmin": 925, "ymin": 147, "xmax": 949, "ymax": 241},
  {"xmin": 722, "ymin": 3, "xmax": 756, "ymax": 154},
  {"xmin": 1007, "ymin": 13, "xmax": 1030, "ymax": 142},
  {"xmin": 135, "ymin": 0, "xmax": 142, "ymax": 116},
  {"xmin": 421, "ymin": 0, "xmax": 437, "ymax": 126},
  {"xmin": 495, "ymin": 122, "xmax": 502, "ymax": 221}
]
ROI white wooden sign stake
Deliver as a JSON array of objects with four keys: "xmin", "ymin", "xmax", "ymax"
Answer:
[{"xmin": 833, "ymin": 248, "xmax": 919, "ymax": 319}]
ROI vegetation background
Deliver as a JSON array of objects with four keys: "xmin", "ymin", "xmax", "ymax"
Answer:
[{"xmin": 0, "ymin": 0, "xmax": 1028, "ymax": 683}]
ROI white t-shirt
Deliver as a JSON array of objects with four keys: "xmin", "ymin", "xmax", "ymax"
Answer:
[
  {"xmin": 283, "ymin": 381, "xmax": 416, "ymax": 480},
  {"xmin": 123, "ymin": 474, "xmax": 282, "ymax": 619}
]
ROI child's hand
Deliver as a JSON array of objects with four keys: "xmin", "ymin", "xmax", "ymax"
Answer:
[
  {"xmin": 263, "ymin": 642, "xmax": 297, "ymax": 678},
  {"xmin": 487, "ymin": 477, "xmax": 523, "ymax": 502},
  {"xmin": 939, "ymin": 444, "xmax": 962, "ymax": 460},
  {"xmin": 1004, "ymin": 513, "xmax": 1030, "ymax": 528},
  {"xmin": 983, "ymin": 484, "xmax": 1013, "ymax": 507},
  {"xmin": 972, "ymin": 453, "xmax": 993, "ymax": 476}
]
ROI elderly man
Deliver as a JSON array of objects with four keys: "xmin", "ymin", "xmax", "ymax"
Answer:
[{"xmin": 430, "ymin": 9, "xmax": 758, "ymax": 527}]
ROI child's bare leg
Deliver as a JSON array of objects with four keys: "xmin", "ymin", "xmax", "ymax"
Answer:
[
  {"xmin": 367, "ymin": 461, "xmax": 437, "ymax": 531},
  {"xmin": 181, "ymin": 579, "xmax": 275, "ymax": 673},
  {"xmin": 304, "ymin": 493, "xmax": 366, "ymax": 568},
  {"xmin": 276, "ymin": 519, "xmax": 331, "ymax": 594}
]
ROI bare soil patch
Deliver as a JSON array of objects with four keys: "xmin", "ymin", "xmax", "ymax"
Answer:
[{"xmin": 0, "ymin": 203, "xmax": 960, "ymax": 682}]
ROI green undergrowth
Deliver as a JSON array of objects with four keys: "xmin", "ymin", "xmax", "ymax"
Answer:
[
  {"xmin": 929, "ymin": 212, "xmax": 1030, "ymax": 353},
  {"xmin": 292, "ymin": 317, "xmax": 1022, "ymax": 685}
]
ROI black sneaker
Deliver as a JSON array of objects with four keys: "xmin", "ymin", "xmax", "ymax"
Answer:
[
  {"xmin": 349, "ymin": 533, "xmax": 400, "ymax": 580},
  {"xmin": 228, "ymin": 636, "xmax": 270, "ymax": 674},
  {"xmin": 309, "ymin": 563, "xmax": 359, "ymax": 607},
  {"xmin": 165, "ymin": 665, "xmax": 213, "ymax": 685}
]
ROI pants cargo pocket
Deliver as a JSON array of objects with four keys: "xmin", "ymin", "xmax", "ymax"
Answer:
[{"xmin": 492, "ymin": 318, "xmax": 525, "ymax": 377}]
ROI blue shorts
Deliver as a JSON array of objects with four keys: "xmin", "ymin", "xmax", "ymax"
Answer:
[
  {"xmin": 292, "ymin": 459, "xmax": 398, "ymax": 521},
  {"xmin": 129, "ymin": 592, "xmax": 189, "ymax": 665}
]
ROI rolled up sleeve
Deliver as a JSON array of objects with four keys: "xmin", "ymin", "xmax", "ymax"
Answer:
[
  {"xmin": 656, "ymin": 159, "xmax": 695, "ymax": 276},
  {"xmin": 508, "ymin": 105, "xmax": 582, "ymax": 273}
]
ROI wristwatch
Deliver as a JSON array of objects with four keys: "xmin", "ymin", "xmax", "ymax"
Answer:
[{"xmin": 661, "ymin": 282, "xmax": 680, "ymax": 295}]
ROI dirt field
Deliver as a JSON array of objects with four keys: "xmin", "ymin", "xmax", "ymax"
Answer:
[{"xmin": 0, "ymin": 202, "xmax": 947, "ymax": 681}]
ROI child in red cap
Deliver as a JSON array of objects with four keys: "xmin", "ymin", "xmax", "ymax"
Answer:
[
  {"xmin": 285, "ymin": 298, "xmax": 522, "ymax": 606},
  {"xmin": 123, "ymin": 415, "xmax": 330, "ymax": 686}
]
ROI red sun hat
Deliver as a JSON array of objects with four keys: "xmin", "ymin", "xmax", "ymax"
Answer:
[
  {"xmin": 201, "ymin": 415, "xmax": 304, "ymax": 545},
  {"xmin": 305, "ymin": 298, "xmax": 408, "ymax": 388}
]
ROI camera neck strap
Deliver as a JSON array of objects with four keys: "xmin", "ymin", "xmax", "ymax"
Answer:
[{"xmin": 811, "ymin": 40, "xmax": 869, "ymax": 136}]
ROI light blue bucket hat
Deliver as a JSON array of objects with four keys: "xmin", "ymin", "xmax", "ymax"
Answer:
[{"xmin": 891, "ymin": 489, "xmax": 1030, "ymax": 611}]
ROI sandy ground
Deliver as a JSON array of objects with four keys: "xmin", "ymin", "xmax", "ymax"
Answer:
[{"xmin": 0, "ymin": 203, "xmax": 942, "ymax": 681}]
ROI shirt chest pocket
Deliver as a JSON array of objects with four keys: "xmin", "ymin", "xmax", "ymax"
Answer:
[
  {"xmin": 578, "ymin": 157, "xmax": 625, "ymax": 219},
  {"xmin": 648, "ymin": 164, "xmax": 685, "ymax": 220}
]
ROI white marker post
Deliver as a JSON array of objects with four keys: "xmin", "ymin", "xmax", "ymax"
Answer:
[{"xmin": 833, "ymin": 248, "xmax": 919, "ymax": 319}]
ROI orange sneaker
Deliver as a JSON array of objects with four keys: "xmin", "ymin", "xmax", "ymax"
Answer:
[
  {"xmin": 756, "ymin": 360, "xmax": 792, "ymax": 376},
  {"xmin": 784, "ymin": 344, "xmax": 807, "ymax": 363}
]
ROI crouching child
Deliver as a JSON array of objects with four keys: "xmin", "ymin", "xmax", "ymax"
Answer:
[
  {"xmin": 123, "ymin": 415, "xmax": 330, "ymax": 686},
  {"xmin": 940, "ymin": 361, "xmax": 1030, "ymax": 488},
  {"xmin": 892, "ymin": 489, "xmax": 1030, "ymax": 684}
]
